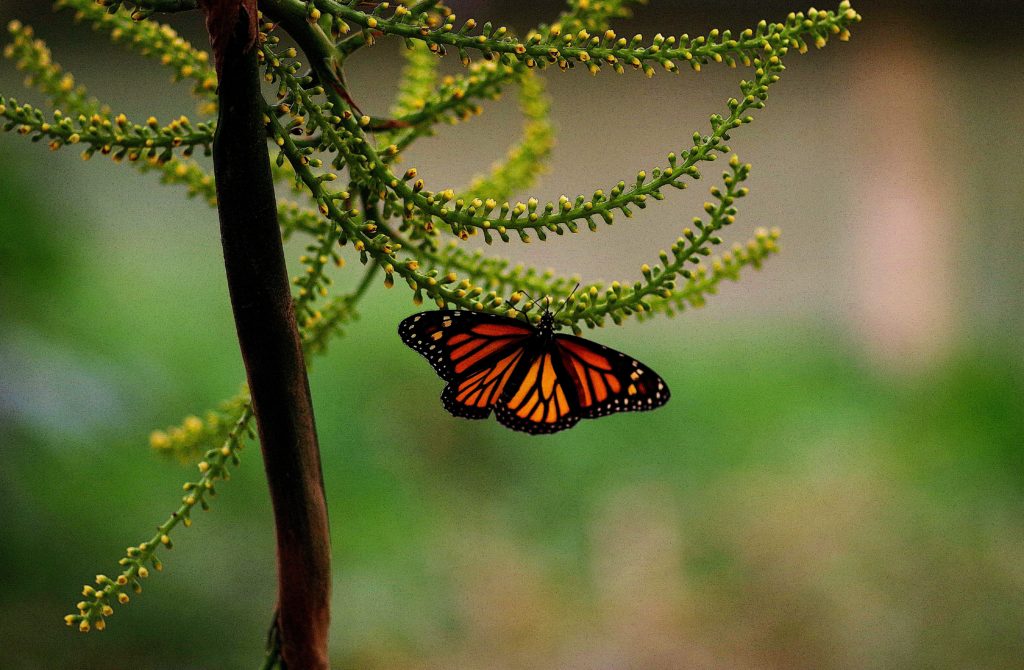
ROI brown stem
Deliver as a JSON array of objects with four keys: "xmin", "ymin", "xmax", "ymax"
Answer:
[{"xmin": 203, "ymin": 3, "xmax": 331, "ymax": 668}]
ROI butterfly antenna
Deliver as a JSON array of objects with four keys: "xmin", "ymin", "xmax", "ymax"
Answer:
[
  {"xmin": 519, "ymin": 289, "xmax": 543, "ymax": 316},
  {"xmin": 505, "ymin": 288, "xmax": 536, "ymax": 318},
  {"xmin": 554, "ymin": 282, "xmax": 581, "ymax": 316}
]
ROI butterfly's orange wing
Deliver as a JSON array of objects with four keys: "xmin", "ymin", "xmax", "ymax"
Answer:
[
  {"xmin": 399, "ymin": 310, "xmax": 534, "ymax": 419},
  {"xmin": 553, "ymin": 334, "xmax": 670, "ymax": 418},
  {"xmin": 493, "ymin": 347, "xmax": 582, "ymax": 434}
]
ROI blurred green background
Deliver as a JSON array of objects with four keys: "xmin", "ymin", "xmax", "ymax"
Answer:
[{"xmin": 2, "ymin": 1, "xmax": 1023, "ymax": 668}]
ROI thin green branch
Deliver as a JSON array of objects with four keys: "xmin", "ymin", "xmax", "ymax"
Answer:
[
  {"xmin": 252, "ymin": 10, "xmax": 796, "ymax": 252},
  {"xmin": 404, "ymin": 237, "xmax": 579, "ymax": 301},
  {"xmin": 65, "ymin": 404, "xmax": 254, "ymax": 632},
  {"xmin": 278, "ymin": 199, "xmax": 575, "ymax": 305},
  {"xmin": 645, "ymin": 227, "xmax": 780, "ymax": 317},
  {"xmin": 1, "ymin": 20, "xmax": 215, "ymax": 157},
  {"xmin": 302, "ymin": 0, "xmax": 859, "ymax": 75},
  {"xmin": 291, "ymin": 188, "xmax": 350, "ymax": 318},
  {"xmin": 288, "ymin": 0, "xmax": 639, "ymax": 152},
  {"xmin": 3, "ymin": 21, "xmax": 103, "ymax": 116},
  {"xmin": 269, "ymin": 94, "xmax": 778, "ymax": 330},
  {"xmin": 0, "ymin": 96, "xmax": 212, "ymax": 157},
  {"xmin": 568, "ymin": 156, "xmax": 755, "ymax": 326},
  {"xmin": 57, "ymin": 0, "xmax": 218, "ymax": 109},
  {"xmin": 384, "ymin": 60, "xmax": 510, "ymax": 134},
  {"xmin": 0, "ymin": 25, "xmax": 221, "ymax": 200}
]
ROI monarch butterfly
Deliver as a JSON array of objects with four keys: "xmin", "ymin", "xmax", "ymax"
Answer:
[{"xmin": 399, "ymin": 304, "xmax": 670, "ymax": 434}]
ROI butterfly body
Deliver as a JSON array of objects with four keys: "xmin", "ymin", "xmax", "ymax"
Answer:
[{"xmin": 399, "ymin": 309, "xmax": 669, "ymax": 435}]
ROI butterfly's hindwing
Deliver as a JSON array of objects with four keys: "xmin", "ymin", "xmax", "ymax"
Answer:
[
  {"xmin": 554, "ymin": 334, "xmax": 670, "ymax": 418},
  {"xmin": 494, "ymin": 343, "xmax": 582, "ymax": 434},
  {"xmin": 441, "ymin": 343, "xmax": 529, "ymax": 419}
]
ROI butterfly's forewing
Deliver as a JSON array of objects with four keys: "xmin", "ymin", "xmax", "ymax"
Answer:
[
  {"xmin": 399, "ymin": 310, "xmax": 534, "ymax": 419},
  {"xmin": 494, "ymin": 345, "xmax": 582, "ymax": 434},
  {"xmin": 554, "ymin": 334, "xmax": 670, "ymax": 418}
]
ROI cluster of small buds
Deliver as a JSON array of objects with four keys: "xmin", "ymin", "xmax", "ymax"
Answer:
[
  {"xmin": 299, "ymin": 280, "xmax": 369, "ymax": 356},
  {"xmin": 58, "ymin": 0, "xmax": 218, "ymax": 108},
  {"xmin": 376, "ymin": 0, "xmax": 644, "ymax": 156},
  {"xmin": 2, "ymin": 0, "xmax": 839, "ymax": 334},
  {"xmin": 2, "ymin": 19, "xmax": 213, "ymax": 160},
  {"xmin": 533, "ymin": 0, "xmax": 638, "ymax": 41},
  {"xmin": 265, "ymin": 107, "xmax": 421, "ymax": 299},
  {"xmin": 385, "ymin": 60, "xmax": 510, "ymax": 146},
  {"xmin": 258, "ymin": 27, "xmax": 799, "ymax": 322},
  {"xmin": 1, "ymin": 0, "xmax": 857, "ymax": 331},
  {"xmin": 293, "ymin": 205, "xmax": 351, "ymax": 320},
  {"xmin": 0, "ymin": 95, "xmax": 212, "ymax": 162},
  {"xmin": 149, "ymin": 394, "xmax": 249, "ymax": 462},
  {"xmin": 146, "ymin": 156, "xmax": 217, "ymax": 205},
  {"xmin": 417, "ymin": 243, "xmax": 582, "ymax": 301},
  {"xmin": 260, "ymin": 36, "xmax": 789, "ymax": 254},
  {"xmin": 65, "ymin": 405, "xmax": 254, "ymax": 633},
  {"xmin": 4, "ymin": 21, "xmax": 103, "ymax": 117},
  {"xmin": 310, "ymin": 0, "xmax": 860, "ymax": 76},
  {"xmin": 563, "ymin": 155, "xmax": 756, "ymax": 327},
  {"xmin": 659, "ymin": 226, "xmax": 781, "ymax": 316},
  {"xmin": 260, "ymin": 46, "xmax": 383, "ymax": 190}
]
